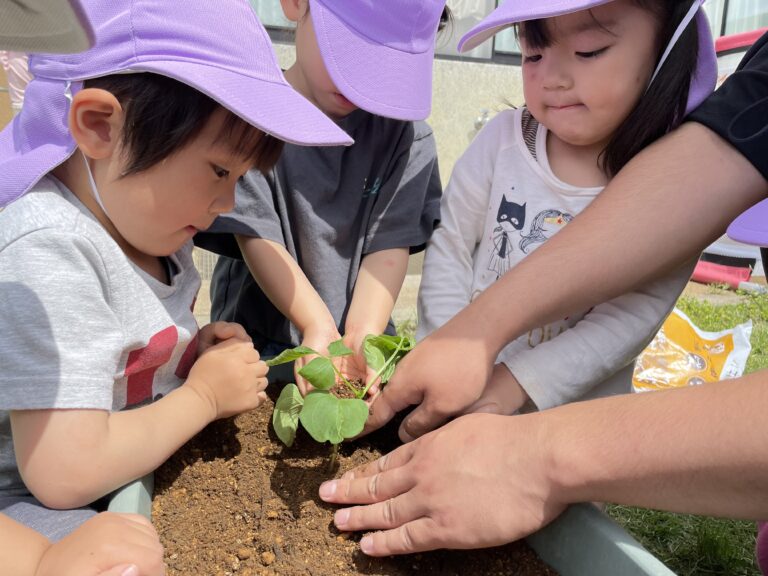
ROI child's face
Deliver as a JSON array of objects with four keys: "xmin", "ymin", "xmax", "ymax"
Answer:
[
  {"xmin": 520, "ymin": 0, "xmax": 659, "ymax": 150},
  {"xmin": 95, "ymin": 108, "xmax": 253, "ymax": 257},
  {"xmin": 284, "ymin": 1, "xmax": 358, "ymax": 120}
]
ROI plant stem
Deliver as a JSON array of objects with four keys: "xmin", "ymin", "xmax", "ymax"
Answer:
[
  {"xmin": 329, "ymin": 443, "xmax": 339, "ymax": 471},
  {"xmin": 360, "ymin": 338, "xmax": 406, "ymax": 398},
  {"xmin": 329, "ymin": 362, "xmax": 357, "ymax": 394}
]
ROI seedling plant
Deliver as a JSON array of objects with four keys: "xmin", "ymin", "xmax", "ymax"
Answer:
[{"xmin": 266, "ymin": 334, "xmax": 413, "ymax": 467}]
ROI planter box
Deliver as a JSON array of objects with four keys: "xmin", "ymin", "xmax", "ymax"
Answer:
[{"xmin": 108, "ymin": 476, "xmax": 675, "ymax": 576}]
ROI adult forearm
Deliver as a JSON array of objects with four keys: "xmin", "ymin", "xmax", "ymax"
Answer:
[
  {"xmin": 543, "ymin": 371, "xmax": 768, "ymax": 518},
  {"xmin": 0, "ymin": 514, "xmax": 49, "ymax": 576},
  {"xmin": 459, "ymin": 123, "xmax": 766, "ymax": 357}
]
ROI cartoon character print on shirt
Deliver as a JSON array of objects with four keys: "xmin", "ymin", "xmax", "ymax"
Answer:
[
  {"xmin": 488, "ymin": 194, "xmax": 526, "ymax": 279},
  {"xmin": 519, "ymin": 209, "xmax": 574, "ymax": 254},
  {"xmin": 123, "ymin": 326, "xmax": 198, "ymax": 408}
]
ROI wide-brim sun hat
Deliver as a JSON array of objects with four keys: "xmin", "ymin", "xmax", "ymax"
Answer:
[
  {"xmin": 310, "ymin": 0, "xmax": 447, "ymax": 121},
  {"xmin": 458, "ymin": 0, "xmax": 717, "ymax": 115},
  {"xmin": 728, "ymin": 199, "xmax": 768, "ymax": 247},
  {"xmin": 0, "ymin": 0, "xmax": 353, "ymax": 208}
]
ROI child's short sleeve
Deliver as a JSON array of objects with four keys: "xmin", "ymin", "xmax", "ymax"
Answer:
[
  {"xmin": 0, "ymin": 230, "xmax": 123, "ymax": 411},
  {"xmin": 363, "ymin": 120, "xmax": 442, "ymax": 255}
]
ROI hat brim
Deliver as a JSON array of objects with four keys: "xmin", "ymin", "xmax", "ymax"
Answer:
[
  {"xmin": 727, "ymin": 199, "xmax": 768, "ymax": 247},
  {"xmin": 458, "ymin": 0, "xmax": 610, "ymax": 52},
  {"xmin": 142, "ymin": 61, "xmax": 353, "ymax": 147},
  {"xmin": 311, "ymin": 1, "xmax": 435, "ymax": 121}
]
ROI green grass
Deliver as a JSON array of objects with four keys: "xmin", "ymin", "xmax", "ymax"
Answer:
[{"xmin": 607, "ymin": 292, "xmax": 768, "ymax": 576}]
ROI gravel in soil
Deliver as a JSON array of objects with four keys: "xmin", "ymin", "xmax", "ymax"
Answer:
[{"xmin": 153, "ymin": 392, "xmax": 558, "ymax": 576}]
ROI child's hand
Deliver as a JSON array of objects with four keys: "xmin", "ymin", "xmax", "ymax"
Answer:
[
  {"xmin": 296, "ymin": 323, "xmax": 342, "ymax": 396},
  {"xmin": 461, "ymin": 363, "xmax": 530, "ymax": 416},
  {"xmin": 186, "ymin": 338, "xmax": 268, "ymax": 420},
  {"xmin": 340, "ymin": 331, "xmax": 379, "ymax": 396},
  {"xmin": 35, "ymin": 512, "xmax": 165, "ymax": 576},
  {"xmin": 197, "ymin": 321, "xmax": 251, "ymax": 355}
]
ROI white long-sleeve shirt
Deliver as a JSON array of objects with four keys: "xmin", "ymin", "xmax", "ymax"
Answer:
[{"xmin": 418, "ymin": 108, "xmax": 694, "ymax": 410}]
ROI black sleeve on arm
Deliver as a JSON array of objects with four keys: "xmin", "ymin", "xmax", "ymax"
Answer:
[{"xmin": 688, "ymin": 32, "xmax": 768, "ymax": 180}]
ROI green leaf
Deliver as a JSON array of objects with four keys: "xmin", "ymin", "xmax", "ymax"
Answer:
[
  {"xmin": 327, "ymin": 339, "xmax": 354, "ymax": 358},
  {"xmin": 299, "ymin": 392, "xmax": 368, "ymax": 445},
  {"xmin": 298, "ymin": 357, "xmax": 336, "ymax": 390},
  {"xmin": 265, "ymin": 346, "xmax": 317, "ymax": 366},
  {"xmin": 362, "ymin": 334, "xmax": 414, "ymax": 384},
  {"xmin": 272, "ymin": 384, "xmax": 304, "ymax": 447}
]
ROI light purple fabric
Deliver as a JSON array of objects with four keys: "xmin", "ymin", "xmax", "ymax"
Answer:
[
  {"xmin": 457, "ymin": 0, "xmax": 717, "ymax": 116},
  {"xmin": 757, "ymin": 522, "xmax": 768, "ymax": 575},
  {"xmin": 0, "ymin": 0, "xmax": 352, "ymax": 208},
  {"xmin": 310, "ymin": 0, "xmax": 447, "ymax": 121},
  {"xmin": 728, "ymin": 198, "xmax": 768, "ymax": 247}
]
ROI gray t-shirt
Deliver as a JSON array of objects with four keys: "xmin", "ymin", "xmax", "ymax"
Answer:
[
  {"xmin": 0, "ymin": 176, "xmax": 200, "ymax": 497},
  {"xmin": 197, "ymin": 110, "xmax": 442, "ymax": 348}
]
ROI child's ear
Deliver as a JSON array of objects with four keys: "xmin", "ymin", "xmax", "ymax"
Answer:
[
  {"xmin": 68, "ymin": 88, "xmax": 124, "ymax": 160},
  {"xmin": 279, "ymin": 0, "xmax": 306, "ymax": 23}
]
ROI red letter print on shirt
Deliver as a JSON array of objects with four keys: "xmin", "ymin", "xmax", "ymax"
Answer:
[{"xmin": 125, "ymin": 326, "xmax": 178, "ymax": 407}]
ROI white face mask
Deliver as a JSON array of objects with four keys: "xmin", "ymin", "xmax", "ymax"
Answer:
[{"xmin": 81, "ymin": 150, "xmax": 110, "ymax": 218}]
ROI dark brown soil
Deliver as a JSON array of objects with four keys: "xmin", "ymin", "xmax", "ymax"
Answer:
[{"xmin": 153, "ymin": 390, "xmax": 559, "ymax": 576}]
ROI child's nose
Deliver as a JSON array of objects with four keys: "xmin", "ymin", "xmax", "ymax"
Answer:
[
  {"xmin": 212, "ymin": 185, "xmax": 236, "ymax": 215},
  {"xmin": 542, "ymin": 59, "xmax": 572, "ymax": 90}
]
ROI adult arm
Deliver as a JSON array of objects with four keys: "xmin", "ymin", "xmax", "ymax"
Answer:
[
  {"xmin": 368, "ymin": 121, "xmax": 768, "ymax": 440},
  {"xmin": 321, "ymin": 368, "xmax": 768, "ymax": 555},
  {"xmin": 496, "ymin": 260, "xmax": 694, "ymax": 412}
]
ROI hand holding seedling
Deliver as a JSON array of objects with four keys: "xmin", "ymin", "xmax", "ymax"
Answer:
[
  {"xmin": 296, "ymin": 322, "xmax": 343, "ymax": 395},
  {"xmin": 267, "ymin": 334, "xmax": 414, "ymax": 460},
  {"xmin": 186, "ymin": 338, "xmax": 268, "ymax": 420},
  {"xmin": 364, "ymin": 322, "xmax": 497, "ymax": 441},
  {"xmin": 318, "ymin": 412, "xmax": 566, "ymax": 556}
]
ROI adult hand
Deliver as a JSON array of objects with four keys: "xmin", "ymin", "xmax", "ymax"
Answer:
[
  {"xmin": 365, "ymin": 324, "xmax": 497, "ymax": 442},
  {"xmin": 319, "ymin": 413, "xmax": 566, "ymax": 556},
  {"xmin": 35, "ymin": 512, "xmax": 165, "ymax": 576},
  {"xmin": 460, "ymin": 363, "xmax": 530, "ymax": 416}
]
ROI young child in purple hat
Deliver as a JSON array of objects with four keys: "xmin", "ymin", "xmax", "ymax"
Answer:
[
  {"xmin": 0, "ymin": 0, "xmax": 351, "ymax": 557},
  {"xmin": 198, "ymin": 0, "xmax": 449, "ymax": 391},
  {"xmin": 417, "ymin": 0, "xmax": 716, "ymax": 415}
]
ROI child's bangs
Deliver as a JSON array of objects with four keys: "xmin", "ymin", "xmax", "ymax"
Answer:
[
  {"xmin": 215, "ymin": 113, "xmax": 285, "ymax": 174},
  {"xmin": 516, "ymin": 20, "xmax": 553, "ymax": 51}
]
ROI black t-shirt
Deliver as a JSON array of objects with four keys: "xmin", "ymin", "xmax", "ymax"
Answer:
[{"xmin": 689, "ymin": 32, "xmax": 768, "ymax": 180}]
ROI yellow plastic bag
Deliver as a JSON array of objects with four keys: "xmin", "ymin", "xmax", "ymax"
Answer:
[{"xmin": 632, "ymin": 308, "xmax": 752, "ymax": 393}]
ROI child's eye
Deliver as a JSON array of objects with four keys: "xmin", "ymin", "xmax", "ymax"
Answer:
[
  {"xmin": 523, "ymin": 54, "xmax": 542, "ymax": 64},
  {"xmin": 576, "ymin": 47, "xmax": 608, "ymax": 59},
  {"xmin": 212, "ymin": 164, "xmax": 230, "ymax": 179}
]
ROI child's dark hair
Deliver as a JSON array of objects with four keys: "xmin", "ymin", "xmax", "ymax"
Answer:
[
  {"xmin": 519, "ymin": 0, "xmax": 700, "ymax": 177},
  {"xmin": 83, "ymin": 73, "xmax": 284, "ymax": 176}
]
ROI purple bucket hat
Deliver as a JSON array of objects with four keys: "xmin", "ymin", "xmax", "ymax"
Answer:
[
  {"xmin": 728, "ymin": 199, "xmax": 768, "ymax": 247},
  {"xmin": 309, "ymin": 0, "xmax": 447, "ymax": 121},
  {"xmin": 458, "ymin": 0, "xmax": 717, "ymax": 115},
  {"xmin": 0, "ymin": 0, "xmax": 353, "ymax": 208},
  {"xmin": 0, "ymin": 0, "xmax": 94, "ymax": 53}
]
